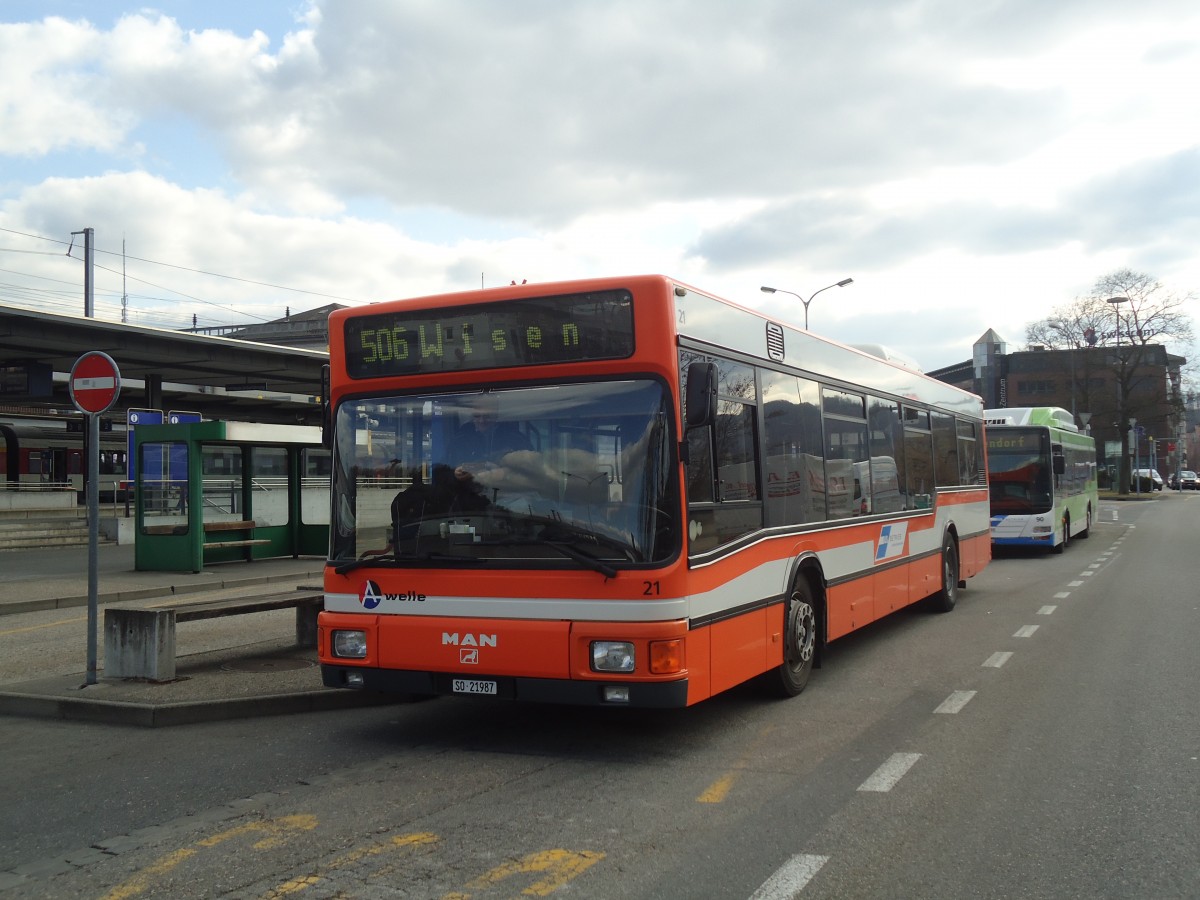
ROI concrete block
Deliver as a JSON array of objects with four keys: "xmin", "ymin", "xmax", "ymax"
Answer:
[
  {"xmin": 104, "ymin": 607, "xmax": 177, "ymax": 680},
  {"xmin": 295, "ymin": 603, "xmax": 319, "ymax": 648}
]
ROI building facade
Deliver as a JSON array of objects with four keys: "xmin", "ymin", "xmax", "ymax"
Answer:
[{"xmin": 930, "ymin": 331, "xmax": 1187, "ymax": 487}]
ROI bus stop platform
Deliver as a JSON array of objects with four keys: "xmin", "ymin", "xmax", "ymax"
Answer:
[{"xmin": 0, "ymin": 543, "xmax": 397, "ymax": 727}]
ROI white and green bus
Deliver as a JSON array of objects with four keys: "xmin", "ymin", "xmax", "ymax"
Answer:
[{"xmin": 984, "ymin": 407, "xmax": 1099, "ymax": 552}]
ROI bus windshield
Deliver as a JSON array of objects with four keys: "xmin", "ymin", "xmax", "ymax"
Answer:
[
  {"xmin": 330, "ymin": 379, "xmax": 678, "ymax": 570},
  {"xmin": 987, "ymin": 427, "xmax": 1052, "ymax": 514}
]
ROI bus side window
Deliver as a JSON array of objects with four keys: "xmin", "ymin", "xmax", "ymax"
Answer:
[{"xmin": 763, "ymin": 372, "xmax": 825, "ymax": 525}]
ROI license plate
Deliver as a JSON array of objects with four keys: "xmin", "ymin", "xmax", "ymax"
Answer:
[{"xmin": 452, "ymin": 678, "xmax": 497, "ymax": 695}]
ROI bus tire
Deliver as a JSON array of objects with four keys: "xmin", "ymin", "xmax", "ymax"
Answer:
[
  {"xmin": 770, "ymin": 578, "xmax": 817, "ymax": 697},
  {"xmin": 928, "ymin": 534, "xmax": 959, "ymax": 613},
  {"xmin": 1078, "ymin": 507, "xmax": 1091, "ymax": 539},
  {"xmin": 1052, "ymin": 515, "xmax": 1069, "ymax": 554}
]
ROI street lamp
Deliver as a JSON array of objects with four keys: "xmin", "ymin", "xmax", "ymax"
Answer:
[
  {"xmin": 1106, "ymin": 295, "xmax": 1130, "ymax": 493},
  {"xmin": 760, "ymin": 278, "xmax": 854, "ymax": 330}
]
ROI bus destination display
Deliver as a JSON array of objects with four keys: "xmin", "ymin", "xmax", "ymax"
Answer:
[
  {"xmin": 345, "ymin": 290, "xmax": 635, "ymax": 378},
  {"xmin": 986, "ymin": 429, "xmax": 1044, "ymax": 453}
]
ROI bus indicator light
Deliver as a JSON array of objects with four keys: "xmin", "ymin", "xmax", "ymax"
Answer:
[{"xmin": 649, "ymin": 640, "xmax": 683, "ymax": 675}]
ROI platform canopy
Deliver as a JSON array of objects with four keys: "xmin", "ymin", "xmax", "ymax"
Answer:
[{"xmin": 0, "ymin": 304, "xmax": 328, "ymax": 425}]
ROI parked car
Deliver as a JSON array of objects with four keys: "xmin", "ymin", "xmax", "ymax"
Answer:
[
  {"xmin": 1133, "ymin": 468, "xmax": 1164, "ymax": 491},
  {"xmin": 1168, "ymin": 470, "xmax": 1198, "ymax": 490}
]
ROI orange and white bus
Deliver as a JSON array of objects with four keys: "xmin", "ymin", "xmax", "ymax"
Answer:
[{"xmin": 318, "ymin": 275, "xmax": 990, "ymax": 706}]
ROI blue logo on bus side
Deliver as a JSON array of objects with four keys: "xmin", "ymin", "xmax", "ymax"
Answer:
[
  {"xmin": 875, "ymin": 523, "xmax": 908, "ymax": 563},
  {"xmin": 359, "ymin": 581, "xmax": 427, "ymax": 608},
  {"xmin": 361, "ymin": 580, "xmax": 384, "ymax": 609}
]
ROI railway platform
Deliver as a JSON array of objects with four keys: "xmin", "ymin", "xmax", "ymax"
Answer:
[{"xmin": 0, "ymin": 543, "xmax": 395, "ymax": 727}]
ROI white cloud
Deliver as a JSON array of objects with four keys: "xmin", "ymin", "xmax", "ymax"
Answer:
[
  {"xmin": 1, "ymin": 0, "xmax": 1198, "ymax": 372},
  {"xmin": 0, "ymin": 17, "xmax": 130, "ymax": 156}
]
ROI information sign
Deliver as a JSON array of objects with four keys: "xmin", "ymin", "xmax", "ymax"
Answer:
[{"xmin": 127, "ymin": 408, "xmax": 164, "ymax": 481}]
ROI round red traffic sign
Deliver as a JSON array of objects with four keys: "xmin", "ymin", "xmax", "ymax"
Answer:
[{"xmin": 69, "ymin": 351, "xmax": 122, "ymax": 415}]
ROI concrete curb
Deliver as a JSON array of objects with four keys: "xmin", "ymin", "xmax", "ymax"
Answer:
[
  {"xmin": 0, "ymin": 684, "xmax": 399, "ymax": 727},
  {"xmin": 1, "ymin": 570, "xmax": 326, "ymax": 617}
]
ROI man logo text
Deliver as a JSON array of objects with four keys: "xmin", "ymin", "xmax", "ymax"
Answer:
[{"xmin": 442, "ymin": 633, "xmax": 497, "ymax": 648}]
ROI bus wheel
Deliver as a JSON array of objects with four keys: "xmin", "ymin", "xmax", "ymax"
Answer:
[
  {"xmin": 928, "ymin": 534, "xmax": 959, "ymax": 613},
  {"xmin": 772, "ymin": 579, "xmax": 817, "ymax": 697},
  {"xmin": 1078, "ymin": 507, "xmax": 1091, "ymax": 539},
  {"xmin": 1052, "ymin": 515, "xmax": 1069, "ymax": 554}
]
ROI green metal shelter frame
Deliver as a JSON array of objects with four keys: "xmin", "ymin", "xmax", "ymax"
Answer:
[{"xmin": 134, "ymin": 420, "xmax": 329, "ymax": 572}]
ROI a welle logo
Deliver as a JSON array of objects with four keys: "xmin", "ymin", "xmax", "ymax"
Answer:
[{"xmin": 359, "ymin": 580, "xmax": 427, "ymax": 609}]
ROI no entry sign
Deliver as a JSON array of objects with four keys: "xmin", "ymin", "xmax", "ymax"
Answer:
[{"xmin": 69, "ymin": 351, "xmax": 122, "ymax": 415}]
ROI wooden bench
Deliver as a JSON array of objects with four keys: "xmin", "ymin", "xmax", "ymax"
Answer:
[
  {"xmin": 205, "ymin": 539, "xmax": 272, "ymax": 550},
  {"xmin": 143, "ymin": 523, "xmax": 186, "ymax": 535},
  {"xmin": 103, "ymin": 588, "xmax": 324, "ymax": 681},
  {"xmin": 203, "ymin": 520, "xmax": 270, "ymax": 551},
  {"xmin": 140, "ymin": 520, "xmax": 268, "ymax": 548}
]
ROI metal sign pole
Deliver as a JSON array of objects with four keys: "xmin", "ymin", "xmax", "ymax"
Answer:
[
  {"xmin": 86, "ymin": 410, "xmax": 100, "ymax": 685},
  {"xmin": 70, "ymin": 348, "xmax": 121, "ymax": 686}
]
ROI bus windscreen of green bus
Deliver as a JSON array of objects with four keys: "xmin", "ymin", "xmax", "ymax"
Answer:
[
  {"xmin": 987, "ymin": 428, "xmax": 1052, "ymax": 514},
  {"xmin": 344, "ymin": 290, "xmax": 635, "ymax": 378}
]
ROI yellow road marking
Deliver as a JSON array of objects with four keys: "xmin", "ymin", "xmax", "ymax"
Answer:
[
  {"xmin": 697, "ymin": 772, "xmax": 736, "ymax": 803},
  {"xmin": 265, "ymin": 832, "xmax": 438, "ymax": 897},
  {"xmin": 451, "ymin": 849, "xmax": 605, "ymax": 898},
  {"xmin": 696, "ymin": 725, "xmax": 776, "ymax": 804},
  {"xmin": 101, "ymin": 815, "xmax": 318, "ymax": 900},
  {"xmin": 0, "ymin": 615, "xmax": 87, "ymax": 636}
]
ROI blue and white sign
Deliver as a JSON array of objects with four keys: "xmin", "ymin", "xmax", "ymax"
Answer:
[
  {"xmin": 126, "ymin": 408, "xmax": 163, "ymax": 481},
  {"xmin": 875, "ymin": 522, "xmax": 908, "ymax": 563}
]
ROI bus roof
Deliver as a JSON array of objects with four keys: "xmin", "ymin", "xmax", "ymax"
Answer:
[{"xmin": 983, "ymin": 407, "xmax": 1078, "ymax": 432}]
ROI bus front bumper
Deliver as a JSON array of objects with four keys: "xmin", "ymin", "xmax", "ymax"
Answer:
[{"xmin": 321, "ymin": 664, "xmax": 690, "ymax": 708}]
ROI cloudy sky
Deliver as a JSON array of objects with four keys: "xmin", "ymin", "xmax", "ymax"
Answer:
[{"xmin": 2, "ymin": 1, "xmax": 1197, "ymax": 372}]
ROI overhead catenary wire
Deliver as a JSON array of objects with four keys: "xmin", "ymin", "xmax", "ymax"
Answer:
[{"xmin": 0, "ymin": 225, "xmax": 369, "ymax": 325}]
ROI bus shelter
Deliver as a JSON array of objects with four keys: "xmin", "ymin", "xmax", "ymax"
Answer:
[{"xmin": 134, "ymin": 420, "xmax": 329, "ymax": 572}]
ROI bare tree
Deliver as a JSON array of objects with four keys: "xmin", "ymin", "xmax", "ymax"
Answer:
[
  {"xmin": 1025, "ymin": 269, "xmax": 1194, "ymax": 494},
  {"xmin": 1026, "ymin": 269, "xmax": 1194, "ymax": 351}
]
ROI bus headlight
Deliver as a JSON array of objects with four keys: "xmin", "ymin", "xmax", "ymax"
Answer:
[
  {"xmin": 332, "ymin": 630, "xmax": 368, "ymax": 659},
  {"xmin": 591, "ymin": 641, "xmax": 635, "ymax": 672}
]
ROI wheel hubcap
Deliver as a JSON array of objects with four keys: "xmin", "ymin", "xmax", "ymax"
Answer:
[{"xmin": 790, "ymin": 598, "xmax": 815, "ymax": 666}]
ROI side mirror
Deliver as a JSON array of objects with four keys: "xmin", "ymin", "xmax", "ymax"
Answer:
[
  {"xmin": 1052, "ymin": 453, "xmax": 1065, "ymax": 476},
  {"xmin": 685, "ymin": 361, "xmax": 718, "ymax": 430}
]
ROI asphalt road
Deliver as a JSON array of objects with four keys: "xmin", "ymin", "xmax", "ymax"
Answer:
[{"xmin": 2, "ymin": 496, "xmax": 1197, "ymax": 899}]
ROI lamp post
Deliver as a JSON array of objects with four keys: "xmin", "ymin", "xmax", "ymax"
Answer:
[
  {"xmin": 1106, "ymin": 295, "xmax": 1130, "ymax": 493},
  {"xmin": 760, "ymin": 278, "xmax": 854, "ymax": 330}
]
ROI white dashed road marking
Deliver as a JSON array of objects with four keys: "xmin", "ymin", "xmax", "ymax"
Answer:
[
  {"xmin": 749, "ymin": 854, "xmax": 830, "ymax": 900},
  {"xmin": 934, "ymin": 691, "xmax": 976, "ymax": 714},
  {"xmin": 858, "ymin": 753, "xmax": 922, "ymax": 792}
]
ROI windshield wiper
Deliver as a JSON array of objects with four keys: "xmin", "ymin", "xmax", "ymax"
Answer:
[
  {"xmin": 334, "ymin": 555, "xmax": 391, "ymax": 576},
  {"xmin": 544, "ymin": 541, "xmax": 618, "ymax": 578}
]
